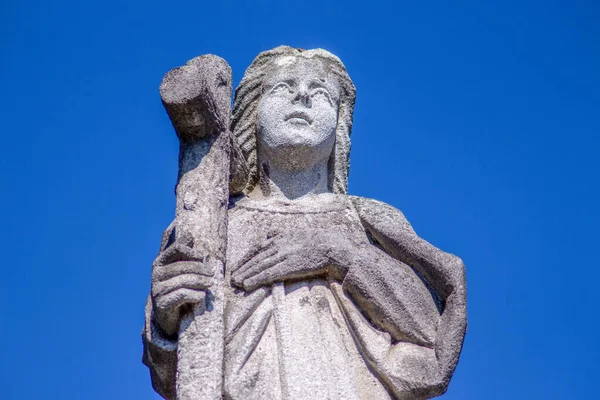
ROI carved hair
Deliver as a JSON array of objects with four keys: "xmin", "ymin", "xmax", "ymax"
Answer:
[{"xmin": 230, "ymin": 46, "xmax": 356, "ymax": 195}]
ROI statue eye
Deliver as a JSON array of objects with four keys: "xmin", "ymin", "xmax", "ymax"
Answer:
[
  {"xmin": 271, "ymin": 82, "xmax": 293, "ymax": 95},
  {"xmin": 310, "ymin": 89, "xmax": 332, "ymax": 104}
]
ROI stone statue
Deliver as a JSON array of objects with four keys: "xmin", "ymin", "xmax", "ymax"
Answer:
[{"xmin": 142, "ymin": 46, "xmax": 467, "ymax": 400}]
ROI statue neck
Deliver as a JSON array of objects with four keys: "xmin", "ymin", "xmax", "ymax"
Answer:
[{"xmin": 254, "ymin": 159, "xmax": 330, "ymax": 201}]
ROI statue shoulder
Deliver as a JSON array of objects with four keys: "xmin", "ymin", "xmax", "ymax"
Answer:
[{"xmin": 349, "ymin": 195, "xmax": 415, "ymax": 235}]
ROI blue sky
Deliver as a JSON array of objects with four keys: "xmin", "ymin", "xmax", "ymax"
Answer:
[{"xmin": 1, "ymin": 0, "xmax": 599, "ymax": 398}]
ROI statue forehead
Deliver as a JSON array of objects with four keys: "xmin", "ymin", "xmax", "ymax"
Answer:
[
  {"xmin": 273, "ymin": 55, "xmax": 327, "ymax": 71},
  {"xmin": 264, "ymin": 56, "xmax": 340, "ymax": 97}
]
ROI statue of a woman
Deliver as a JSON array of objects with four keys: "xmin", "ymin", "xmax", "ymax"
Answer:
[{"xmin": 143, "ymin": 47, "xmax": 467, "ymax": 400}]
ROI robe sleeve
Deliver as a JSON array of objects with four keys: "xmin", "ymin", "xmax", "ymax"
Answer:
[
  {"xmin": 340, "ymin": 240, "xmax": 440, "ymax": 348},
  {"xmin": 337, "ymin": 196, "xmax": 467, "ymax": 399}
]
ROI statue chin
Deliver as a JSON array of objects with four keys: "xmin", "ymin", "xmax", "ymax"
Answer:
[{"xmin": 257, "ymin": 139, "xmax": 334, "ymax": 172}]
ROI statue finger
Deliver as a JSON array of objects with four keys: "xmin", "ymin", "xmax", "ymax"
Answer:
[
  {"xmin": 232, "ymin": 245, "xmax": 278, "ymax": 276},
  {"xmin": 155, "ymin": 288, "xmax": 206, "ymax": 312},
  {"xmin": 260, "ymin": 232, "xmax": 286, "ymax": 247},
  {"xmin": 154, "ymin": 274, "xmax": 212, "ymax": 298},
  {"xmin": 233, "ymin": 251, "xmax": 283, "ymax": 282},
  {"xmin": 231, "ymin": 237, "xmax": 280, "ymax": 273},
  {"xmin": 231, "ymin": 253, "xmax": 284, "ymax": 288},
  {"xmin": 243, "ymin": 261, "xmax": 328, "ymax": 292},
  {"xmin": 153, "ymin": 261, "xmax": 214, "ymax": 281},
  {"xmin": 155, "ymin": 243, "xmax": 203, "ymax": 266},
  {"xmin": 240, "ymin": 261, "xmax": 290, "ymax": 292},
  {"xmin": 242, "ymin": 268, "xmax": 281, "ymax": 292}
]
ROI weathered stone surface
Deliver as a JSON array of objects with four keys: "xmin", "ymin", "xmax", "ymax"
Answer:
[
  {"xmin": 145, "ymin": 54, "xmax": 232, "ymax": 400},
  {"xmin": 143, "ymin": 46, "xmax": 467, "ymax": 400}
]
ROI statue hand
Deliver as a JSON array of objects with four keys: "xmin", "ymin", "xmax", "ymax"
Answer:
[
  {"xmin": 151, "ymin": 242, "xmax": 214, "ymax": 338},
  {"xmin": 230, "ymin": 229, "xmax": 352, "ymax": 292}
]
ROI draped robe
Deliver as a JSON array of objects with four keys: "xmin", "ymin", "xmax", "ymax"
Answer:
[{"xmin": 143, "ymin": 194, "xmax": 454, "ymax": 400}]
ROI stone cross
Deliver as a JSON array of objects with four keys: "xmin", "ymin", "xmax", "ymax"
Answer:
[{"xmin": 142, "ymin": 46, "xmax": 467, "ymax": 400}]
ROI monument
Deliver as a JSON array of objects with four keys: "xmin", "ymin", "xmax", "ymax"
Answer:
[{"xmin": 142, "ymin": 46, "xmax": 467, "ymax": 400}]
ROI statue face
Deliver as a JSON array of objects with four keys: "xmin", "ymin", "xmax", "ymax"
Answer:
[{"xmin": 257, "ymin": 58, "xmax": 340, "ymax": 171}]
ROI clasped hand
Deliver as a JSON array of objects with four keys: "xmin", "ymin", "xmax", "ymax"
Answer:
[
  {"xmin": 151, "ymin": 241, "xmax": 214, "ymax": 337},
  {"xmin": 231, "ymin": 229, "xmax": 353, "ymax": 291}
]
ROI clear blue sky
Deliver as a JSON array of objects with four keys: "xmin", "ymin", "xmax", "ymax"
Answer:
[{"xmin": 1, "ymin": 0, "xmax": 599, "ymax": 399}]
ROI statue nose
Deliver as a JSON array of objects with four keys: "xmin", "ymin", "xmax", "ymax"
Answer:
[{"xmin": 292, "ymin": 88, "xmax": 311, "ymax": 107}]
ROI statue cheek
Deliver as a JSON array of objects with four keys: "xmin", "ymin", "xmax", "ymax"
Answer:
[
  {"xmin": 258, "ymin": 97, "xmax": 287, "ymax": 128},
  {"xmin": 314, "ymin": 109, "xmax": 338, "ymax": 136}
]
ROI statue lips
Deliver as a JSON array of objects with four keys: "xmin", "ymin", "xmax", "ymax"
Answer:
[{"xmin": 285, "ymin": 110, "xmax": 313, "ymax": 126}]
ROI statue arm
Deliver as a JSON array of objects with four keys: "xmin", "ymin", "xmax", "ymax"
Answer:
[
  {"xmin": 345, "ymin": 196, "xmax": 467, "ymax": 398},
  {"xmin": 339, "ymin": 238, "xmax": 441, "ymax": 348}
]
